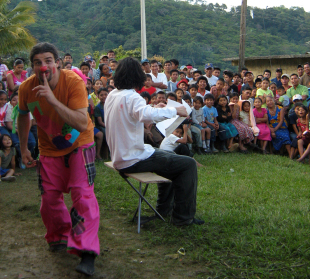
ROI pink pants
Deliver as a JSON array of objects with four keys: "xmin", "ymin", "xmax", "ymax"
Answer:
[{"xmin": 38, "ymin": 143, "xmax": 100, "ymax": 256}]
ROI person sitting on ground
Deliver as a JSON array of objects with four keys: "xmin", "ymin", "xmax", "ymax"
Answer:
[
  {"xmin": 176, "ymin": 79, "xmax": 189, "ymax": 94},
  {"xmin": 210, "ymin": 78, "xmax": 226, "ymax": 102},
  {"xmin": 137, "ymin": 74, "xmax": 156, "ymax": 95},
  {"xmin": 150, "ymin": 93, "xmax": 157, "ymax": 107},
  {"xmin": 166, "ymin": 92, "xmax": 177, "ymax": 102},
  {"xmin": 140, "ymin": 91, "xmax": 152, "ymax": 104},
  {"xmin": 276, "ymin": 85, "xmax": 290, "ymax": 107},
  {"xmin": 196, "ymin": 76, "xmax": 210, "ymax": 96},
  {"xmin": 104, "ymin": 57, "xmax": 204, "ymax": 226},
  {"xmin": 288, "ymin": 97, "xmax": 303, "ymax": 141},
  {"xmin": 188, "ymin": 84, "xmax": 199, "ymax": 103},
  {"xmin": 156, "ymin": 91, "xmax": 166, "ymax": 104},
  {"xmin": 174, "ymin": 88, "xmax": 184, "ymax": 104},
  {"xmin": 256, "ymin": 78, "xmax": 273, "ymax": 108}
]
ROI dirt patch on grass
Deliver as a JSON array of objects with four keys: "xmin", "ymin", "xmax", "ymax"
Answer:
[{"xmin": 0, "ymin": 169, "xmax": 207, "ymax": 279}]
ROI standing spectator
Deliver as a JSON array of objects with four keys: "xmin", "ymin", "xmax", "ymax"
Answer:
[
  {"xmin": 297, "ymin": 64, "xmax": 304, "ymax": 79},
  {"xmin": 271, "ymin": 68, "xmax": 282, "ymax": 87},
  {"xmin": 286, "ymin": 74, "xmax": 308, "ymax": 107},
  {"xmin": 213, "ymin": 67, "xmax": 221, "ymax": 78},
  {"xmin": 167, "ymin": 70, "xmax": 179, "ymax": 92},
  {"xmin": 240, "ymin": 71, "xmax": 254, "ymax": 94},
  {"xmin": 170, "ymin": 59, "xmax": 179, "ymax": 70},
  {"xmin": 150, "ymin": 60, "xmax": 168, "ymax": 92},
  {"xmin": 299, "ymin": 62, "xmax": 310, "ymax": 87},
  {"xmin": 0, "ymin": 56, "xmax": 8, "ymax": 86},
  {"xmin": 223, "ymin": 70, "xmax": 238, "ymax": 94},
  {"xmin": 107, "ymin": 50, "xmax": 115, "ymax": 59},
  {"xmin": 263, "ymin": 69, "xmax": 271, "ymax": 79},
  {"xmin": 63, "ymin": 53, "xmax": 78, "ymax": 69},
  {"xmin": 6, "ymin": 59, "xmax": 27, "ymax": 97},
  {"xmin": 281, "ymin": 74, "xmax": 292, "ymax": 92},
  {"xmin": 203, "ymin": 63, "xmax": 218, "ymax": 86},
  {"xmin": 141, "ymin": 59, "xmax": 151, "ymax": 74},
  {"xmin": 163, "ymin": 60, "xmax": 172, "ymax": 81}
]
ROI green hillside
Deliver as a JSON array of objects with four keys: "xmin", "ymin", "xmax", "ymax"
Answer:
[{"xmin": 8, "ymin": 0, "xmax": 310, "ymax": 70}]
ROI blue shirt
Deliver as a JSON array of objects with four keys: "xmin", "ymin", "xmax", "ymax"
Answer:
[
  {"xmin": 203, "ymin": 106, "xmax": 218, "ymax": 123},
  {"xmin": 94, "ymin": 103, "xmax": 104, "ymax": 128},
  {"xmin": 271, "ymin": 77, "xmax": 282, "ymax": 87}
]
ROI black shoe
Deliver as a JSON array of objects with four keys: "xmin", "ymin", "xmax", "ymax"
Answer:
[
  {"xmin": 194, "ymin": 147, "xmax": 203, "ymax": 155},
  {"xmin": 49, "ymin": 243, "xmax": 67, "ymax": 252},
  {"xmin": 190, "ymin": 218, "xmax": 205, "ymax": 225},
  {"xmin": 76, "ymin": 252, "xmax": 96, "ymax": 276}
]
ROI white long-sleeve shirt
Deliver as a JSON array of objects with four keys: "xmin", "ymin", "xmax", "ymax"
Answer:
[{"xmin": 104, "ymin": 89, "xmax": 177, "ymax": 170}]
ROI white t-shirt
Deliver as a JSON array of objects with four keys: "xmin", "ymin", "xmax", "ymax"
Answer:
[
  {"xmin": 150, "ymin": 72, "xmax": 168, "ymax": 92},
  {"xmin": 160, "ymin": 134, "xmax": 179, "ymax": 152},
  {"xmin": 104, "ymin": 88, "xmax": 177, "ymax": 170},
  {"xmin": 203, "ymin": 75, "xmax": 218, "ymax": 87}
]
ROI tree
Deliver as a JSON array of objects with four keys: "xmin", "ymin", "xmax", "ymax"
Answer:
[{"xmin": 0, "ymin": 0, "xmax": 37, "ymax": 55}]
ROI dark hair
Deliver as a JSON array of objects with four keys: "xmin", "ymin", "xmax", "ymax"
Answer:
[
  {"xmin": 254, "ymin": 78, "xmax": 262, "ymax": 84},
  {"xmin": 107, "ymin": 85, "xmax": 115, "ymax": 90},
  {"xmin": 264, "ymin": 69, "xmax": 271, "ymax": 75},
  {"xmin": 107, "ymin": 50, "xmax": 115, "ymax": 54},
  {"xmin": 170, "ymin": 59, "xmax": 179, "ymax": 66},
  {"xmin": 204, "ymin": 94, "xmax": 215, "ymax": 101},
  {"xmin": 110, "ymin": 60, "xmax": 118, "ymax": 64},
  {"xmin": 193, "ymin": 70, "xmax": 202, "ymax": 75},
  {"xmin": 170, "ymin": 69, "xmax": 179, "ymax": 75},
  {"xmin": 182, "ymin": 94, "xmax": 191, "ymax": 102},
  {"xmin": 254, "ymin": 97, "xmax": 262, "ymax": 104},
  {"xmin": 262, "ymin": 77, "xmax": 270, "ymax": 83},
  {"xmin": 290, "ymin": 73, "xmax": 298, "ymax": 78},
  {"xmin": 164, "ymin": 60, "xmax": 171, "ymax": 65},
  {"xmin": 98, "ymin": 87, "xmax": 109, "ymax": 95},
  {"xmin": 10, "ymin": 91, "xmax": 18, "ymax": 101},
  {"xmin": 174, "ymin": 88, "xmax": 184, "ymax": 95},
  {"xmin": 217, "ymin": 94, "xmax": 228, "ymax": 104},
  {"xmin": 64, "ymin": 53, "xmax": 72, "ymax": 58},
  {"xmin": 14, "ymin": 59, "xmax": 24, "ymax": 66},
  {"xmin": 196, "ymin": 76, "xmax": 210, "ymax": 91},
  {"xmin": 243, "ymin": 84, "xmax": 252, "ymax": 91},
  {"xmin": 304, "ymin": 62, "xmax": 310, "ymax": 67},
  {"xmin": 64, "ymin": 61, "xmax": 72, "ymax": 67},
  {"xmin": 80, "ymin": 62, "xmax": 90, "ymax": 69},
  {"xmin": 230, "ymin": 92, "xmax": 239, "ymax": 99},
  {"xmin": 99, "ymin": 63, "xmax": 109, "ymax": 72},
  {"xmin": 223, "ymin": 71, "xmax": 233, "ymax": 78},
  {"xmin": 188, "ymin": 84, "xmax": 198, "ymax": 90},
  {"xmin": 277, "ymin": 85, "xmax": 285, "ymax": 90},
  {"xmin": 217, "ymin": 78, "xmax": 225, "ymax": 84},
  {"xmin": 299, "ymin": 104, "xmax": 308, "ymax": 114},
  {"xmin": 213, "ymin": 67, "xmax": 221, "ymax": 71},
  {"xmin": 193, "ymin": 96, "xmax": 203, "ymax": 104},
  {"xmin": 0, "ymin": 133, "xmax": 12, "ymax": 150},
  {"xmin": 156, "ymin": 91, "xmax": 166, "ymax": 97},
  {"xmin": 167, "ymin": 92, "xmax": 177, "ymax": 101},
  {"xmin": 241, "ymin": 67, "xmax": 248, "ymax": 71},
  {"xmin": 145, "ymin": 74, "xmax": 152, "ymax": 79},
  {"xmin": 150, "ymin": 60, "xmax": 158, "ymax": 65},
  {"xmin": 93, "ymin": 79, "xmax": 103, "ymax": 85},
  {"xmin": 140, "ymin": 91, "xmax": 151, "ymax": 103},
  {"xmin": 0, "ymin": 81, "xmax": 5, "ymax": 91},
  {"xmin": 242, "ymin": 100, "xmax": 251, "ymax": 110},
  {"xmin": 233, "ymin": 73, "xmax": 241, "ymax": 78},
  {"xmin": 114, "ymin": 58, "xmax": 145, "ymax": 90},
  {"xmin": 30, "ymin": 42, "xmax": 59, "ymax": 66}
]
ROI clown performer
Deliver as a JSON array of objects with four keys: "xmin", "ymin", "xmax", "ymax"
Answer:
[{"xmin": 17, "ymin": 42, "xmax": 99, "ymax": 276}]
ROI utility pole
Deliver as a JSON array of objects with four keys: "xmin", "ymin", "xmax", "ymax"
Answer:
[
  {"xmin": 238, "ymin": 0, "xmax": 247, "ymax": 72},
  {"xmin": 140, "ymin": 0, "xmax": 147, "ymax": 59}
]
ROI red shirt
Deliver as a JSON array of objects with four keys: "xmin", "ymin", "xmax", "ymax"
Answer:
[{"xmin": 137, "ymin": 86, "xmax": 157, "ymax": 95}]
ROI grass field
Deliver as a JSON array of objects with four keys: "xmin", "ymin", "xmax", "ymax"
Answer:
[
  {"xmin": 1, "ymin": 152, "xmax": 310, "ymax": 278},
  {"xmin": 96, "ymin": 152, "xmax": 310, "ymax": 278}
]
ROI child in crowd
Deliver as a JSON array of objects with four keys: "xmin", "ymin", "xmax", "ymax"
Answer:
[
  {"xmin": 108, "ymin": 77, "xmax": 115, "ymax": 87},
  {"xmin": 109, "ymin": 60, "xmax": 118, "ymax": 74},
  {"xmin": 269, "ymin": 82, "xmax": 278, "ymax": 101},
  {"xmin": 175, "ymin": 88, "xmax": 184, "ymax": 103},
  {"xmin": 288, "ymin": 100, "xmax": 303, "ymax": 141},
  {"xmin": 137, "ymin": 74, "xmax": 156, "ymax": 95},
  {"xmin": 188, "ymin": 84, "xmax": 199, "ymax": 103},
  {"xmin": 196, "ymin": 76, "xmax": 210, "ymax": 96},
  {"xmin": 107, "ymin": 85, "xmax": 115, "ymax": 93},
  {"xmin": 160, "ymin": 124, "xmax": 192, "ymax": 156},
  {"xmin": 167, "ymin": 92, "xmax": 177, "ymax": 102},
  {"xmin": 150, "ymin": 93, "xmax": 157, "ymax": 107},
  {"xmin": 203, "ymin": 94, "xmax": 221, "ymax": 153},
  {"xmin": 229, "ymin": 93, "xmax": 254, "ymax": 153},
  {"xmin": 216, "ymin": 95, "xmax": 238, "ymax": 151},
  {"xmin": 140, "ymin": 91, "xmax": 151, "ymax": 104},
  {"xmin": 233, "ymin": 72, "xmax": 242, "ymax": 93},
  {"xmin": 91, "ymin": 79, "xmax": 103, "ymax": 106},
  {"xmin": 176, "ymin": 79, "xmax": 188, "ymax": 94},
  {"xmin": 253, "ymin": 98, "xmax": 272, "ymax": 154},
  {"xmin": 192, "ymin": 96, "xmax": 212, "ymax": 153},
  {"xmin": 297, "ymin": 105, "xmax": 310, "ymax": 163},
  {"xmin": 156, "ymin": 91, "xmax": 166, "ymax": 104},
  {"xmin": 277, "ymin": 86, "xmax": 290, "ymax": 107},
  {"xmin": 94, "ymin": 88, "xmax": 108, "ymax": 160},
  {"xmin": 239, "ymin": 100, "xmax": 260, "ymax": 141},
  {"xmin": 254, "ymin": 78, "xmax": 262, "ymax": 89},
  {"xmin": 0, "ymin": 81, "xmax": 5, "ymax": 91},
  {"xmin": 167, "ymin": 69, "xmax": 179, "ymax": 92},
  {"xmin": 0, "ymin": 134, "xmax": 20, "ymax": 182},
  {"xmin": 256, "ymin": 78, "xmax": 273, "ymax": 108},
  {"xmin": 210, "ymin": 78, "xmax": 226, "ymax": 102},
  {"xmin": 250, "ymin": 87, "xmax": 257, "ymax": 103},
  {"xmin": 179, "ymin": 72, "xmax": 186, "ymax": 80},
  {"xmin": 0, "ymin": 90, "xmax": 9, "ymax": 137},
  {"xmin": 182, "ymin": 94, "xmax": 192, "ymax": 107}
]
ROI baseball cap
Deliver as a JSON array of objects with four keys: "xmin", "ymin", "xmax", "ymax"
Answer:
[
  {"xmin": 293, "ymin": 94, "xmax": 302, "ymax": 101},
  {"xmin": 141, "ymin": 58, "xmax": 149, "ymax": 64},
  {"xmin": 205, "ymin": 63, "xmax": 213, "ymax": 69},
  {"xmin": 276, "ymin": 68, "xmax": 282, "ymax": 73},
  {"xmin": 281, "ymin": 74, "xmax": 290, "ymax": 79},
  {"xmin": 180, "ymin": 65, "xmax": 187, "ymax": 71},
  {"xmin": 84, "ymin": 55, "xmax": 93, "ymax": 62},
  {"xmin": 177, "ymin": 79, "xmax": 189, "ymax": 87},
  {"xmin": 100, "ymin": 55, "xmax": 108, "ymax": 60}
]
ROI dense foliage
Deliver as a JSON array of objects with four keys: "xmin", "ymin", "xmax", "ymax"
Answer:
[{"xmin": 8, "ymin": 0, "xmax": 310, "ymax": 70}]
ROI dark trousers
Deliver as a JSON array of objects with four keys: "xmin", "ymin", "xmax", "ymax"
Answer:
[
  {"xmin": 174, "ymin": 143, "xmax": 191, "ymax": 156},
  {"xmin": 119, "ymin": 149, "xmax": 197, "ymax": 225}
]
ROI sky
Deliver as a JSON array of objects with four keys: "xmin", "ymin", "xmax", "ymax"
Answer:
[{"xmin": 207, "ymin": 0, "xmax": 310, "ymax": 12}]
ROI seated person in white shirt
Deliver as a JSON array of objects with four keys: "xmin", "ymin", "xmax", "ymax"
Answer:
[
  {"xmin": 150, "ymin": 60, "xmax": 168, "ymax": 92},
  {"xmin": 104, "ymin": 57, "xmax": 204, "ymax": 226}
]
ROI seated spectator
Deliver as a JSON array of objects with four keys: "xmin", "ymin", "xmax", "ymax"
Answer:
[
  {"xmin": 167, "ymin": 69, "xmax": 179, "ymax": 92},
  {"xmin": 166, "ymin": 92, "xmax": 177, "ymax": 102},
  {"xmin": 256, "ymin": 78, "xmax": 273, "ymax": 108},
  {"xmin": 150, "ymin": 93, "xmax": 157, "ymax": 107},
  {"xmin": 196, "ymin": 76, "xmax": 210, "ymax": 96},
  {"xmin": 137, "ymin": 74, "xmax": 156, "ymax": 95},
  {"xmin": 276, "ymin": 86, "xmax": 290, "ymax": 107},
  {"xmin": 174, "ymin": 88, "xmax": 184, "ymax": 103},
  {"xmin": 188, "ymin": 70, "xmax": 202, "ymax": 85},
  {"xmin": 156, "ymin": 91, "xmax": 166, "ymax": 104},
  {"xmin": 140, "ymin": 91, "xmax": 152, "ymax": 104},
  {"xmin": 210, "ymin": 78, "xmax": 226, "ymax": 102},
  {"xmin": 188, "ymin": 84, "xmax": 199, "ymax": 103},
  {"xmin": 176, "ymin": 79, "xmax": 189, "ymax": 94},
  {"xmin": 254, "ymin": 78, "xmax": 262, "ymax": 89}
]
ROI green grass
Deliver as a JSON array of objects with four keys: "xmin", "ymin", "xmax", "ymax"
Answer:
[{"xmin": 95, "ymin": 153, "xmax": 310, "ymax": 278}]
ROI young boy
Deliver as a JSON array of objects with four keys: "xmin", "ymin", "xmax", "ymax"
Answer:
[
  {"xmin": 203, "ymin": 94, "xmax": 220, "ymax": 153},
  {"xmin": 150, "ymin": 93, "xmax": 157, "ymax": 107},
  {"xmin": 167, "ymin": 69, "xmax": 179, "ymax": 92},
  {"xmin": 137, "ymin": 74, "xmax": 156, "ymax": 95},
  {"xmin": 167, "ymin": 92, "xmax": 177, "ymax": 102},
  {"xmin": 156, "ymin": 91, "xmax": 166, "ymax": 104},
  {"xmin": 277, "ymin": 85, "xmax": 290, "ymax": 107},
  {"xmin": 192, "ymin": 96, "xmax": 212, "ymax": 153},
  {"xmin": 188, "ymin": 84, "xmax": 199, "ymax": 103},
  {"xmin": 109, "ymin": 60, "xmax": 118, "ymax": 74},
  {"xmin": 254, "ymin": 78, "xmax": 262, "ymax": 89}
]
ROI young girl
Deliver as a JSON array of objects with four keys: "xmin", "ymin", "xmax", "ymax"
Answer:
[
  {"xmin": 0, "ymin": 90, "xmax": 10, "ymax": 136},
  {"xmin": 239, "ymin": 100, "xmax": 260, "ymax": 142},
  {"xmin": 297, "ymin": 105, "xmax": 310, "ymax": 163},
  {"xmin": 192, "ymin": 96, "xmax": 212, "ymax": 153},
  {"xmin": 269, "ymin": 82, "xmax": 278, "ymax": 101},
  {"xmin": 6, "ymin": 59, "xmax": 27, "ymax": 97},
  {"xmin": 99, "ymin": 63, "xmax": 113, "ymax": 87},
  {"xmin": 90, "ymin": 79, "xmax": 103, "ymax": 106},
  {"xmin": 253, "ymin": 98, "xmax": 272, "ymax": 154},
  {"xmin": 216, "ymin": 95, "xmax": 238, "ymax": 151},
  {"xmin": 0, "ymin": 134, "xmax": 20, "ymax": 182},
  {"xmin": 175, "ymin": 88, "xmax": 184, "ymax": 104},
  {"xmin": 229, "ymin": 93, "xmax": 254, "ymax": 153},
  {"xmin": 256, "ymin": 78, "xmax": 273, "ymax": 108}
]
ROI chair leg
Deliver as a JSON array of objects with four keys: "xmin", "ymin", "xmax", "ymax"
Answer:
[
  {"xmin": 137, "ymin": 182, "xmax": 142, "ymax": 233},
  {"xmin": 132, "ymin": 183, "xmax": 149, "ymax": 222}
]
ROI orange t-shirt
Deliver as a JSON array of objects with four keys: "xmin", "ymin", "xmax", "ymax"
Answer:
[{"xmin": 19, "ymin": 69, "xmax": 94, "ymax": 157}]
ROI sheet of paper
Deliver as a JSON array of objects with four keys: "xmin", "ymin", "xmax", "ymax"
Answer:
[{"xmin": 156, "ymin": 99, "xmax": 192, "ymax": 137}]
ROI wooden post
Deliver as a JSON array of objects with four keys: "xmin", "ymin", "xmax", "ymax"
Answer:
[{"xmin": 238, "ymin": 0, "xmax": 247, "ymax": 72}]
